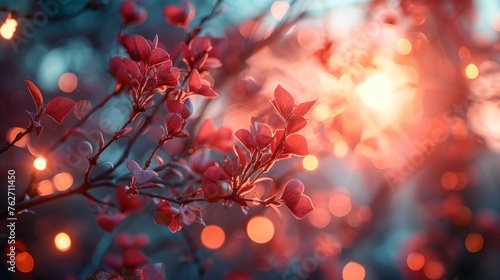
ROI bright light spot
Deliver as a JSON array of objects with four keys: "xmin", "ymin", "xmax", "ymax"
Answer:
[
  {"xmin": 342, "ymin": 262, "xmax": 365, "ymax": 280},
  {"xmin": 465, "ymin": 63, "xmax": 479, "ymax": 79},
  {"xmin": 329, "ymin": 194, "xmax": 352, "ymax": 217},
  {"xmin": 357, "ymin": 75, "xmax": 393, "ymax": 111},
  {"xmin": 302, "ymin": 155, "xmax": 319, "ymax": 171},
  {"xmin": 312, "ymin": 103, "xmax": 331, "ymax": 122},
  {"xmin": 201, "ymin": 225, "xmax": 225, "ymax": 250},
  {"xmin": 441, "ymin": 171, "xmax": 458, "ymax": 190},
  {"xmin": 270, "ymin": 1, "xmax": 290, "ymax": 21},
  {"xmin": 58, "ymin": 72, "xmax": 78, "ymax": 93},
  {"xmin": 55, "ymin": 232, "xmax": 71, "ymax": 251},
  {"xmin": 37, "ymin": 180, "xmax": 54, "ymax": 196},
  {"xmin": 453, "ymin": 206, "xmax": 472, "ymax": 226},
  {"xmin": 16, "ymin": 252, "xmax": 34, "ymax": 273},
  {"xmin": 33, "ymin": 157, "xmax": 47, "ymax": 170},
  {"xmin": 334, "ymin": 139, "xmax": 349, "ymax": 158},
  {"xmin": 407, "ymin": 253, "xmax": 425, "ymax": 271},
  {"xmin": 1, "ymin": 18, "xmax": 18, "ymax": 40},
  {"xmin": 52, "ymin": 172, "xmax": 74, "ymax": 191},
  {"xmin": 247, "ymin": 216, "xmax": 274, "ymax": 244},
  {"xmin": 396, "ymin": 38, "xmax": 412, "ymax": 55},
  {"xmin": 465, "ymin": 233, "xmax": 484, "ymax": 253},
  {"xmin": 308, "ymin": 207, "xmax": 331, "ymax": 228},
  {"xmin": 6, "ymin": 127, "xmax": 29, "ymax": 148},
  {"xmin": 424, "ymin": 261, "xmax": 445, "ymax": 280}
]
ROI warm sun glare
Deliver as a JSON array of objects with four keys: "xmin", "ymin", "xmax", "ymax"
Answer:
[{"xmin": 357, "ymin": 75, "xmax": 393, "ymax": 111}]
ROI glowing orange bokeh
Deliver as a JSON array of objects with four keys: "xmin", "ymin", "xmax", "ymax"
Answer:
[
  {"xmin": 329, "ymin": 194, "xmax": 352, "ymax": 217},
  {"xmin": 247, "ymin": 216, "xmax": 274, "ymax": 244},
  {"xmin": 342, "ymin": 262, "xmax": 366, "ymax": 280},
  {"xmin": 52, "ymin": 172, "xmax": 74, "ymax": 191},
  {"xmin": 407, "ymin": 252, "xmax": 425, "ymax": 271},
  {"xmin": 6, "ymin": 127, "xmax": 29, "ymax": 148},
  {"xmin": 55, "ymin": 232, "xmax": 71, "ymax": 252},
  {"xmin": 33, "ymin": 157, "xmax": 47, "ymax": 171},
  {"xmin": 201, "ymin": 225, "xmax": 225, "ymax": 250},
  {"xmin": 16, "ymin": 252, "xmax": 34, "ymax": 273},
  {"xmin": 424, "ymin": 260, "xmax": 445, "ymax": 280},
  {"xmin": 465, "ymin": 233, "xmax": 484, "ymax": 253}
]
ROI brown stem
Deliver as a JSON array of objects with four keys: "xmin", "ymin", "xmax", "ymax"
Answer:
[{"xmin": 0, "ymin": 124, "xmax": 33, "ymax": 155}]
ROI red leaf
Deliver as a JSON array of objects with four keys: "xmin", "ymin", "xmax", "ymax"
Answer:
[
  {"xmin": 286, "ymin": 114, "xmax": 307, "ymax": 134},
  {"xmin": 283, "ymin": 134, "xmax": 309, "ymax": 156},
  {"xmin": 233, "ymin": 145, "xmax": 247, "ymax": 169},
  {"xmin": 272, "ymin": 85, "xmax": 295, "ymax": 119},
  {"xmin": 141, "ymin": 263, "xmax": 166, "ymax": 280},
  {"xmin": 134, "ymin": 35, "xmax": 151, "ymax": 63},
  {"xmin": 44, "ymin": 97, "xmax": 76, "ymax": 124},
  {"xmin": 285, "ymin": 194, "xmax": 314, "ymax": 219},
  {"xmin": 126, "ymin": 160, "xmax": 158, "ymax": 184},
  {"xmin": 235, "ymin": 129, "xmax": 256, "ymax": 151},
  {"xmin": 25, "ymin": 80, "xmax": 43, "ymax": 110},
  {"xmin": 196, "ymin": 83, "xmax": 218, "ymax": 98},
  {"xmin": 253, "ymin": 123, "xmax": 274, "ymax": 149},
  {"xmin": 133, "ymin": 234, "xmax": 149, "ymax": 248},
  {"xmin": 73, "ymin": 100, "xmax": 92, "ymax": 120},
  {"xmin": 204, "ymin": 166, "xmax": 229, "ymax": 181},
  {"xmin": 189, "ymin": 69, "xmax": 202, "ymax": 91},
  {"xmin": 117, "ymin": 187, "xmax": 142, "ymax": 213},
  {"xmin": 123, "ymin": 249, "xmax": 148, "ymax": 268},
  {"xmin": 96, "ymin": 213, "xmax": 126, "ymax": 233},
  {"xmin": 281, "ymin": 179, "xmax": 305, "ymax": 202},
  {"xmin": 193, "ymin": 118, "xmax": 215, "ymax": 148},
  {"xmin": 120, "ymin": 0, "xmax": 147, "ymax": 25},
  {"xmin": 150, "ymin": 48, "xmax": 170, "ymax": 66},
  {"xmin": 293, "ymin": 100, "xmax": 316, "ymax": 116},
  {"xmin": 166, "ymin": 99, "xmax": 192, "ymax": 119},
  {"xmin": 165, "ymin": 113, "xmax": 186, "ymax": 135},
  {"xmin": 115, "ymin": 233, "xmax": 134, "ymax": 251},
  {"xmin": 223, "ymin": 157, "xmax": 242, "ymax": 177},
  {"xmin": 189, "ymin": 150, "xmax": 215, "ymax": 174}
]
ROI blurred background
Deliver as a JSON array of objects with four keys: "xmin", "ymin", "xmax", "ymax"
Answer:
[{"xmin": 1, "ymin": 0, "xmax": 500, "ymax": 279}]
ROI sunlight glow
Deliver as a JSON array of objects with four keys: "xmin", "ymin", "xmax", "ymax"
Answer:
[
  {"xmin": 357, "ymin": 75, "xmax": 393, "ymax": 111},
  {"xmin": 16, "ymin": 252, "xmax": 34, "ymax": 273},
  {"xmin": 465, "ymin": 63, "xmax": 479, "ymax": 79},
  {"xmin": 33, "ymin": 157, "xmax": 47, "ymax": 170},
  {"xmin": 55, "ymin": 232, "xmax": 71, "ymax": 252},
  {"xmin": 247, "ymin": 216, "xmax": 274, "ymax": 244},
  {"xmin": 396, "ymin": 38, "xmax": 412, "ymax": 55},
  {"xmin": 201, "ymin": 225, "xmax": 225, "ymax": 250},
  {"xmin": 0, "ymin": 17, "xmax": 17, "ymax": 40},
  {"xmin": 342, "ymin": 262, "xmax": 366, "ymax": 280},
  {"xmin": 302, "ymin": 155, "xmax": 319, "ymax": 171}
]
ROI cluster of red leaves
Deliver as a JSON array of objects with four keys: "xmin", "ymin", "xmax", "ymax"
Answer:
[
  {"xmin": 200, "ymin": 85, "xmax": 315, "ymax": 219},
  {"xmin": 150, "ymin": 86, "xmax": 315, "ymax": 234},
  {"xmin": 24, "ymin": 80, "xmax": 76, "ymax": 136},
  {"xmin": 90, "ymin": 233, "xmax": 166, "ymax": 280}
]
